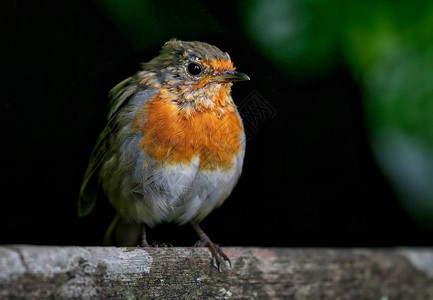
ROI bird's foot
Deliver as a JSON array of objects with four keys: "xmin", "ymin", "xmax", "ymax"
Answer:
[
  {"xmin": 151, "ymin": 241, "xmax": 173, "ymax": 247},
  {"xmin": 135, "ymin": 239, "xmax": 150, "ymax": 248},
  {"xmin": 195, "ymin": 239, "xmax": 231, "ymax": 272},
  {"xmin": 138, "ymin": 224, "xmax": 150, "ymax": 247},
  {"xmin": 192, "ymin": 223, "xmax": 230, "ymax": 272}
]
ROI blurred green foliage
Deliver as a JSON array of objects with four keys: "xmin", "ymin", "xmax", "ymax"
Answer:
[
  {"xmin": 244, "ymin": 0, "xmax": 433, "ymax": 227},
  {"xmin": 243, "ymin": 0, "xmax": 341, "ymax": 77},
  {"xmin": 342, "ymin": 1, "xmax": 433, "ymax": 227},
  {"xmin": 96, "ymin": 0, "xmax": 217, "ymax": 50}
]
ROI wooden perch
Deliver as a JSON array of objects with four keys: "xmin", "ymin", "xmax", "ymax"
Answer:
[{"xmin": 1, "ymin": 246, "xmax": 433, "ymax": 299}]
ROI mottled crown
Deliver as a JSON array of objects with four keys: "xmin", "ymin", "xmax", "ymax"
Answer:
[{"xmin": 143, "ymin": 39, "xmax": 231, "ymax": 71}]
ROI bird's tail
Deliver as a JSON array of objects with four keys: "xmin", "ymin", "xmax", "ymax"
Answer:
[{"xmin": 103, "ymin": 214, "xmax": 142, "ymax": 246}]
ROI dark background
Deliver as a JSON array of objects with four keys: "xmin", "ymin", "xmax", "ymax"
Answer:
[{"xmin": 2, "ymin": 0, "xmax": 432, "ymax": 247}]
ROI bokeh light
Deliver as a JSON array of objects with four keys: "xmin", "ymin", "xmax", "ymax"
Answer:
[
  {"xmin": 243, "ymin": 0, "xmax": 433, "ymax": 227},
  {"xmin": 242, "ymin": 0, "xmax": 340, "ymax": 77}
]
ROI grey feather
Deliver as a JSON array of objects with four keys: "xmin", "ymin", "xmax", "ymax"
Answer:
[{"xmin": 77, "ymin": 77, "xmax": 142, "ymax": 217}]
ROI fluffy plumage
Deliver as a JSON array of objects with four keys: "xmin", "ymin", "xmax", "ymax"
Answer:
[{"xmin": 78, "ymin": 39, "xmax": 249, "ymax": 270}]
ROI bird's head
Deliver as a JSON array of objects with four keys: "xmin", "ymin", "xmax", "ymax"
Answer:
[{"xmin": 141, "ymin": 39, "xmax": 249, "ymax": 110}]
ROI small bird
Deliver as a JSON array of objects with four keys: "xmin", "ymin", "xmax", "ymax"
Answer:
[{"xmin": 78, "ymin": 39, "xmax": 249, "ymax": 271}]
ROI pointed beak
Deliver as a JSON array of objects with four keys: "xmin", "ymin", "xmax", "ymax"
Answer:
[{"xmin": 211, "ymin": 70, "xmax": 250, "ymax": 82}]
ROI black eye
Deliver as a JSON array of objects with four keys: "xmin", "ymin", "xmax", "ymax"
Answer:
[{"xmin": 187, "ymin": 63, "xmax": 202, "ymax": 76}]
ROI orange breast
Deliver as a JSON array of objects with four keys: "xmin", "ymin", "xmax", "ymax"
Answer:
[{"xmin": 132, "ymin": 93, "xmax": 243, "ymax": 171}]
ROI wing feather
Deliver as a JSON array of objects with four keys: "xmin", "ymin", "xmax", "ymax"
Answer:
[{"xmin": 77, "ymin": 76, "xmax": 139, "ymax": 217}]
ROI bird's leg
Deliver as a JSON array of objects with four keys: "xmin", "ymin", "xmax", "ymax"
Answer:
[
  {"xmin": 141, "ymin": 223, "xmax": 150, "ymax": 247},
  {"xmin": 191, "ymin": 223, "xmax": 231, "ymax": 272}
]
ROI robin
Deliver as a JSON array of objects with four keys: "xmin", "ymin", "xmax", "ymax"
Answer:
[{"xmin": 78, "ymin": 39, "xmax": 249, "ymax": 271}]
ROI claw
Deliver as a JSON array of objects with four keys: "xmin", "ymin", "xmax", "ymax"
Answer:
[
  {"xmin": 191, "ymin": 223, "xmax": 231, "ymax": 272},
  {"xmin": 224, "ymin": 256, "xmax": 232, "ymax": 268},
  {"xmin": 212, "ymin": 257, "xmax": 219, "ymax": 271},
  {"xmin": 151, "ymin": 241, "xmax": 172, "ymax": 247},
  {"xmin": 141, "ymin": 224, "xmax": 150, "ymax": 247},
  {"xmin": 136, "ymin": 240, "xmax": 150, "ymax": 248}
]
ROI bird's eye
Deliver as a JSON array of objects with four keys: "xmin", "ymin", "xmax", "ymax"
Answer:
[{"xmin": 187, "ymin": 63, "xmax": 202, "ymax": 76}]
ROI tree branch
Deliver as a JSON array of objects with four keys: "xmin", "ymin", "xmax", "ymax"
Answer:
[{"xmin": 1, "ymin": 246, "xmax": 432, "ymax": 299}]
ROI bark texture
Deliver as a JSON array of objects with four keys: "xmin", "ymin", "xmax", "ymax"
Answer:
[{"xmin": 1, "ymin": 246, "xmax": 433, "ymax": 299}]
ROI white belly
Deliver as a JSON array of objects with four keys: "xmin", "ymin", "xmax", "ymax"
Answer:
[{"xmin": 101, "ymin": 140, "xmax": 244, "ymax": 227}]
